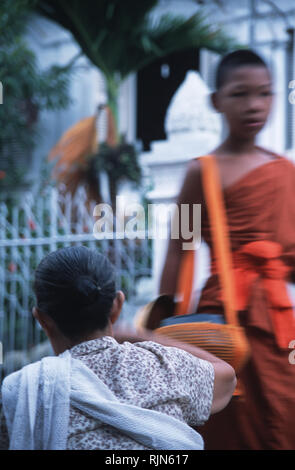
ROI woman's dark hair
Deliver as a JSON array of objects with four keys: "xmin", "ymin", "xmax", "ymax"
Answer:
[
  {"xmin": 215, "ymin": 49, "xmax": 269, "ymax": 90},
  {"xmin": 34, "ymin": 245, "xmax": 117, "ymax": 340}
]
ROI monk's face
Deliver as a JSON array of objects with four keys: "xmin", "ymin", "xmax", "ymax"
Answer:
[{"xmin": 212, "ymin": 65, "xmax": 273, "ymax": 139}]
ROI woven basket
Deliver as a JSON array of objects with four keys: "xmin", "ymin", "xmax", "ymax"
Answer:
[
  {"xmin": 155, "ymin": 322, "xmax": 250, "ymax": 373},
  {"xmin": 134, "ymin": 298, "xmax": 250, "ymax": 373}
]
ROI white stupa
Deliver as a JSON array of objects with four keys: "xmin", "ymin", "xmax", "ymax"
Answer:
[
  {"xmin": 140, "ymin": 70, "xmax": 222, "ymax": 200},
  {"xmin": 164, "ymin": 70, "xmax": 221, "ymax": 144}
]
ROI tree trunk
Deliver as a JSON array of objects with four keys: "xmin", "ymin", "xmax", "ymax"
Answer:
[{"xmin": 106, "ymin": 74, "xmax": 120, "ymax": 144}]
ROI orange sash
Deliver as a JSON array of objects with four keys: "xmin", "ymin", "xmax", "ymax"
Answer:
[
  {"xmin": 211, "ymin": 240, "xmax": 295, "ymax": 350},
  {"xmin": 175, "ymin": 155, "xmax": 238, "ymax": 326}
]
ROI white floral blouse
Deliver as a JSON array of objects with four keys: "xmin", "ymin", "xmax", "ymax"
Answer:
[{"xmin": 0, "ymin": 336, "xmax": 214, "ymax": 450}]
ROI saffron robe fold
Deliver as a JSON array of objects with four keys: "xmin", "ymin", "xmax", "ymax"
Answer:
[{"xmin": 196, "ymin": 156, "xmax": 295, "ymax": 450}]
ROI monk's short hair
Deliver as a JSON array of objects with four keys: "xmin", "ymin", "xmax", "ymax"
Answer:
[{"xmin": 215, "ymin": 49, "xmax": 269, "ymax": 90}]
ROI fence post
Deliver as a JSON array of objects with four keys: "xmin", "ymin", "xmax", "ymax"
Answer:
[{"xmin": 50, "ymin": 188, "xmax": 58, "ymax": 253}]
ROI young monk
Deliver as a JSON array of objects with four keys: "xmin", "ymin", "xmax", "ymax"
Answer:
[{"xmin": 159, "ymin": 49, "xmax": 295, "ymax": 450}]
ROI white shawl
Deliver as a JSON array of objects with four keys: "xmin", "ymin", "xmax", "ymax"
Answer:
[{"xmin": 1, "ymin": 350, "xmax": 204, "ymax": 450}]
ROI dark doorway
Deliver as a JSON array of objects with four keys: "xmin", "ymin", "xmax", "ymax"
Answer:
[{"xmin": 137, "ymin": 48, "xmax": 199, "ymax": 151}]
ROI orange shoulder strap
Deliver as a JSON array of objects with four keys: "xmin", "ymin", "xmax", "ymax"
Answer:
[{"xmin": 175, "ymin": 155, "xmax": 238, "ymax": 326}]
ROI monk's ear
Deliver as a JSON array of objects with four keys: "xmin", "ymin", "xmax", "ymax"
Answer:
[{"xmin": 211, "ymin": 91, "xmax": 221, "ymax": 113}]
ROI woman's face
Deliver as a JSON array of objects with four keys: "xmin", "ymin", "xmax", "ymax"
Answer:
[{"xmin": 213, "ymin": 65, "xmax": 273, "ymax": 139}]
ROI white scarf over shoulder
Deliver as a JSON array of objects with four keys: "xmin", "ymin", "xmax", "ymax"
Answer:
[{"xmin": 1, "ymin": 350, "xmax": 204, "ymax": 450}]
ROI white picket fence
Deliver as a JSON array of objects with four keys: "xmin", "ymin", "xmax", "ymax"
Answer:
[{"xmin": 0, "ymin": 186, "xmax": 152, "ymax": 377}]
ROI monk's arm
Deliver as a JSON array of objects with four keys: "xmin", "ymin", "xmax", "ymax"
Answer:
[
  {"xmin": 159, "ymin": 159, "xmax": 203, "ymax": 297},
  {"xmin": 115, "ymin": 326, "xmax": 236, "ymax": 415}
]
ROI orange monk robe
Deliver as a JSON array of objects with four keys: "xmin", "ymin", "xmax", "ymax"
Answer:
[{"xmin": 195, "ymin": 156, "xmax": 295, "ymax": 450}]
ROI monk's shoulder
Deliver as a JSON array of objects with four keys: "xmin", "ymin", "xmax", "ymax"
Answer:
[
  {"xmin": 186, "ymin": 157, "xmax": 202, "ymax": 174},
  {"xmin": 178, "ymin": 158, "xmax": 204, "ymax": 204},
  {"xmin": 282, "ymin": 155, "xmax": 295, "ymax": 167},
  {"xmin": 275, "ymin": 155, "xmax": 295, "ymax": 175},
  {"xmin": 261, "ymin": 147, "xmax": 295, "ymax": 168}
]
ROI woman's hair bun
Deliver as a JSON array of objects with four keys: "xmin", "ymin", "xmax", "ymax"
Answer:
[
  {"xmin": 34, "ymin": 246, "xmax": 116, "ymax": 338},
  {"xmin": 74, "ymin": 276, "xmax": 101, "ymax": 305}
]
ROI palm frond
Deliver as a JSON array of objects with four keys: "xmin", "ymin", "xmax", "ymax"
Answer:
[
  {"xmin": 35, "ymin": 0, "xmax": 158, "ymax": 73},
  {"xmin": 116, "ymin": 11, "xmax": 237, "ymax": 78},
  {"xmin": 35, "ymin": 1, "xmax": 237, "ymax": 81},
  {"xmin": 148, "ymin": 12, "xmax": 234, "ymax": 53}
]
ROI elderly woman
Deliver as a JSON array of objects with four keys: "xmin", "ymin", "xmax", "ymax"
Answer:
[{"xmin": 0, "ymin": 246, "xmax": 236, "ymax": 450}]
